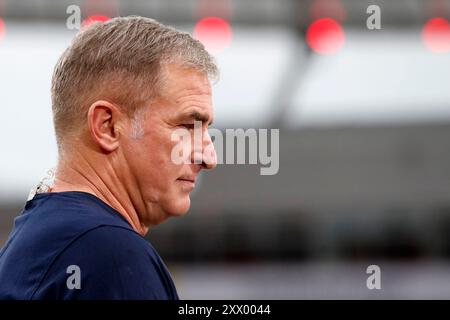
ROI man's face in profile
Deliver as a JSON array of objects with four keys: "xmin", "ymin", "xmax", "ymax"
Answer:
[{"xmin": 120, "ymin": 63, "xmax": 217, "ymax": 225}]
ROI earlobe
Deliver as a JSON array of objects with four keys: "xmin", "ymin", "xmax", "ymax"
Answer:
[{"xmin": 87, "ymin": 100, "xmax": 121, "ymax": 152}]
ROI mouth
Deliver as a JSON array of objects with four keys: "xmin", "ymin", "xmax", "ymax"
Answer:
[{"xmin": 176, "ymin": 176, "xmax": 196, "ymax": 189}]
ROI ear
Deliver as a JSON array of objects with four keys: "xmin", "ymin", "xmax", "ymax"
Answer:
[{"xmin": 87, "ymin": 100, "xmax": 123, "ymax": 152}]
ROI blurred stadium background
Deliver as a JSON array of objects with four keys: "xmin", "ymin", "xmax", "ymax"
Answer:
[{"xmin": 1, "ymin": 0, "xmax": 450, "ymax": 299}]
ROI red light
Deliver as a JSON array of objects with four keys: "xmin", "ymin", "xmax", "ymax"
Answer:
[
  {"xmin": 193, "ymin": 17, "xmax": 233, "ymax": 54},
  {"xmin": 82, "ymin": 15, "xmax": 111, "ymax": 28},
  {"xmin": 422, "ymin": 17, "xmax": 450, "ymax": 53},
  {"xmin": 306, "ymin": 18, "xmax": 345, "ymax": 55},
  {"xmin": 0, "ymin": 18, "xmax": 5, "ymax": 40}
]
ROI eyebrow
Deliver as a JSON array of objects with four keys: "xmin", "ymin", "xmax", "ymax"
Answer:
[{"xmin": 183, "ymin": 110, "xmax": 214, "ymax": 126}]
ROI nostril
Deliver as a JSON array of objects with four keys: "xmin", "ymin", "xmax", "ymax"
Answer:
[
  {"xmin": 201, "ymin": 149, "xmax": 217, "ymax": 169},
  {"xmin": 201, "ymin": 160, "xmax": 216, "ymax": 170}
]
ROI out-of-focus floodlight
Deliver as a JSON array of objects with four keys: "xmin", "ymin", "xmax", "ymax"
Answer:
[
  {"xmin": 0, "ymin": 18, "xmax": 5, "ymax": 40},
  {"xmin": 82, "ymin": 15, "xmax": 111, "ymax": 28},
  {"xmin": 306, "ymin": 18, "xmax": 345, "ymax": 55},
  {"xmin": 422, "ymin": 17, "xmax": 450, "ymax": 53},
  {"xmin": 193, "ymin": 16, "xmax": 233, "ymax": 55}
]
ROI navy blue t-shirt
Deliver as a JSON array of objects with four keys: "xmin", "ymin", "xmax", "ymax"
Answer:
[{"xmin": 0, "ymin": 191, "xmax": 179, "ymax": 300}]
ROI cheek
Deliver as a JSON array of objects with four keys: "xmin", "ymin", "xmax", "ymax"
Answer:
[
  {"xmin": 170, "ymin": 130, "xmax": 194, "ymax": 164},
  {"xmin": 123, "ymin": 133, "xmax": 167, "ymax": 176},
  {"xmin": 143, "ymin": 129, "xmax": 184, "ymax": 178}
]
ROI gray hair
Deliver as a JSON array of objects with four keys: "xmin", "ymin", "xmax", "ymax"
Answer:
[{"xmin": 51, "ymin": 16, "xmax": 218, "ymax": 149}]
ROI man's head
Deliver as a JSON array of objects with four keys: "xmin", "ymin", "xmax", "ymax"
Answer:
[{"xmin": 51, "ymin": 16, "xmax": 218, "ymax": 227}]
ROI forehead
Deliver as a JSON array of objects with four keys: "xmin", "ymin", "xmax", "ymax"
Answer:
[
  {"xmin": 152, "ymin": 63, "xmax": 214, "ymax": 124},
  {"xmin": 159, "ymin": 63, "xmax": 212, "ymax": 103}
]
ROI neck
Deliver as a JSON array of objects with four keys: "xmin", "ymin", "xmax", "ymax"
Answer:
[{"xmin": 50, "ymin": 150, "xmax": 149, "ymax": 236}]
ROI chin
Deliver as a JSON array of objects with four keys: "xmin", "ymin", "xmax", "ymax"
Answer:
[
  {"xmin": 165, "ymin": 196, "xmax": 191, "ymax": 217},
  {"xmin": 144, "ymin": 196, "xmax": 191, "ymax": 227}
]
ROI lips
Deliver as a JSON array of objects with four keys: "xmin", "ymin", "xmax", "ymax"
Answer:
[
  {"xmin": 177, "ymin": 176, "xmax": 196, "ymax": 183},
  {"xmin": 176, "ymin": 177, "xmax": 196, "ymax": 190}
]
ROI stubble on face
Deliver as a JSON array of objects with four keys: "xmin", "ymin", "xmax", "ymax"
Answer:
[{"xmin": 121, "ymin": 63, "xmax": 215, "ymax": 226}]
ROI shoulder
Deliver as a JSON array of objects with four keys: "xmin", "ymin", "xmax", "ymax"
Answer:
[
  {"xmin": 32, "ymin": 225, "xmax": 177, "ymax": 300},
  {"xmin": 68, "ymin": 225, "xmax": 153, "ymax": 259}
]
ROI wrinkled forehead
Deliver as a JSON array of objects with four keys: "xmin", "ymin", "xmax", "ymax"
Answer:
[
  {"xmin": 146, "ymin": 63, "xmax": 214, "ymax": 124},
  {"xmin": 158, "ymin": 63, "xmax": 212, "ymax": 100}
]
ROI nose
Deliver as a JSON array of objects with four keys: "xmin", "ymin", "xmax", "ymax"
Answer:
[{"xmin": 192, "ymin": 128, "xmax": 217, "ymax": 170}]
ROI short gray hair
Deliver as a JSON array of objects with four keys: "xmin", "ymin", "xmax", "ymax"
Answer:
[{"xmin": 51, "ymin": 16, "xmax": 218, "ymax": 149}]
